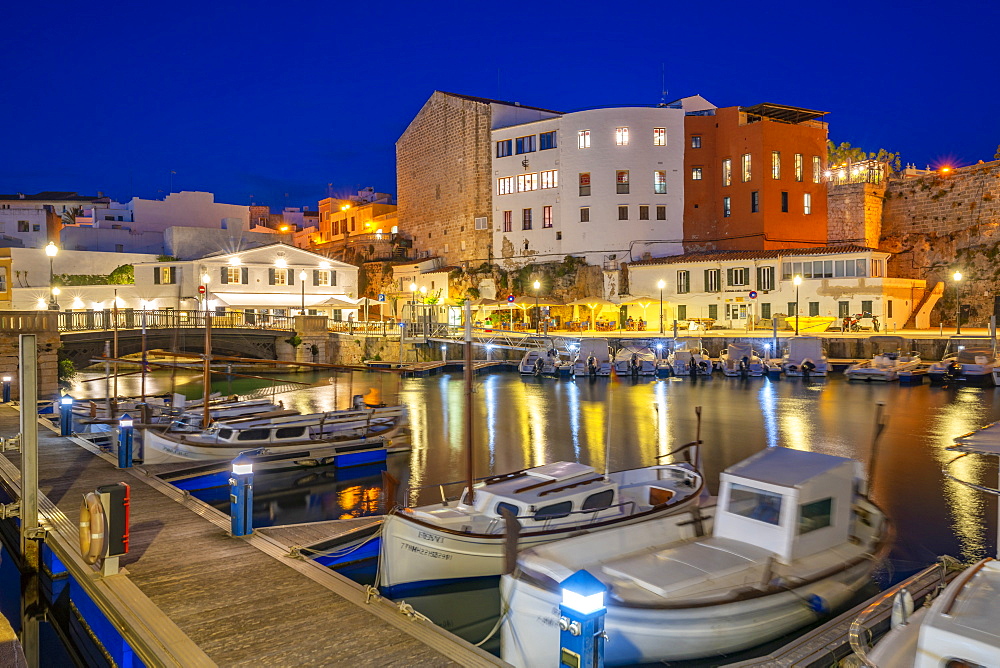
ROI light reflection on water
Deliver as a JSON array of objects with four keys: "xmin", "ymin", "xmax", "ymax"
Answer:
[{"xmin": 69, "ymin": 369, "xmax": 999, "ymax": 563}]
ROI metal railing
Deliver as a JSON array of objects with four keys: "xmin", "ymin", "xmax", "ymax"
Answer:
[{"xmin": 57, "ymin": 309, "xmax": 298, "ymax": 332}]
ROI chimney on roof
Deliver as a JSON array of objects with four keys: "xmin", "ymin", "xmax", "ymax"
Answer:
[
  {"xmin": 17, "ymin": 193, "xmax": 24, "ymax": 199},
  {"xmin": 98, "ymin": 191, "xmax": 104, "ymax": 198}
]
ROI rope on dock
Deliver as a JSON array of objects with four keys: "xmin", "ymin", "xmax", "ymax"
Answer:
[{"xmin": 395, "ymin": 601, "xmax": 431, "ymax": 623}]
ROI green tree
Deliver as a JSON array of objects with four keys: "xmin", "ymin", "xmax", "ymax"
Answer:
[
  {"xmin": 827, "ymin": 140, "xmax": 902, "ymax": 173},
  {"xmin": 108, "ymin": 264, "xmax": 134, "ymax": 284},
  {"xmin": 994, "ymin": 144, "xmax": 1000, "ymax": 161}
]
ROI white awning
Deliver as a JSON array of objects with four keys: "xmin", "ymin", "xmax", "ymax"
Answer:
[{"xmin": 212, "ymin": 292, "xmax": 357, "ymax": 309}]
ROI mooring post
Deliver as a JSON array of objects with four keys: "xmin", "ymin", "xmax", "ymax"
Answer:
[
  {"xmin": 59, "ymin": 394, "xmax": 74, "ymax": 436},
  {"xmin": 19, "ymin": 334, "xmax": 40, "ymax": 667},
  {"xmin": 229, "ymin": 453, "xmax": 254, "ymax": 536},
  {"xmin": 117, "ymin": 413, "xmax": 134, "ymax": 469}
]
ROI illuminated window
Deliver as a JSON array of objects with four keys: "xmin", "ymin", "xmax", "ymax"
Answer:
[
  {"xmin": 618, "ymin": 205, "xmax": 628, "ymax": 220},
  {"xmin": 722, "ymin": 159, "xmax": 732, "ymax": 186},
  {"xmin": 315, "ymin": 270, "xmax": 332, "ymax": 287},
  {"xmin": 654, "ymin": 171, "xmax": 667, "ymax": 194},
  {"xmin": 515, "ymin": 135, "xmax": 536, "ymax": 154},
  {"xmin": 580, "ymin": 207, "xmax": 590, "ymax": 222},
  {"xmin": 772, "ymin": 151, "xmax": 781, "ymax": 179},
  {"xmin": 691, "ymin": 167, "xmax": 703, "ymax": 180},
  {"xmin": 226, "ymin": 267, "xmax": 242, "ymax": 284},
  {"xmin": 540, "ymin": 170, "xmax": 559, "ymax": 189},
  {"xmin": 271, "ymin": 268, "xmax": 289, "ymax": 286},
  {"xmin": 497, "ymin": 176, "xmax": 515, "ymax": 195},
  {"xmin": 616, "ymin": 170, "xmax": 630, "ymax": 194},
  {"xmin": 496, "ymin": 139, "xmax": 512, "ymax": 158},
  {"xmin": 690, "ymin": 135, "xmax": 702, "ymax": 148},
  {"xmin": 723, "ymin": 197, "xmax": 731, "ymax": 218},
  {"xmin": 543, "ymin": 206, "xmax": 553, "ymax": 228},
  {"xmin": 578, "ymin": 172, "xmax": 590, "ymax": 196},
  {"xmin": 578, "ymin": 130, "xmax": 590, "ymax": 148},
  {"xmin": 653, "ymin": 128, "xmax": 666, "ymax": 146},
  {"xmin": 812, "ymin": 156, "xmax": 822, "ymax": 183},
  {"xmin": 742, "ymin": 153, "xmax": 752, "ymax": 182},
  {"xmin": 615, "ymin": 127, "xmax": 629, "ymax": 146},
  {"xmin": 804, "ymin": 193, "xmax": 812, "ymax": 214},
  {"xmin": 502, "ymin": 210, "xmax": 512, "ymax": 232},
  {"xmin": 522, "ymin": 208, "xmax": 532, "ymax": 230},
  {"xmin": 516, "ymin": 173, "xmax": 539, "ymax": 192},
  {"xmin": 795, "ymin": 154, "xmax": 803, "ymax": 181},
  {"xmin": 539, "ymin": 131, "xmax": 557, "ymax": 150}
]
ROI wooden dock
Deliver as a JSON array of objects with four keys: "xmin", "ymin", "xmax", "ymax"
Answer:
[{"xmin": 0, "ymin": 406, "xmax": 504, "ymax": 667}]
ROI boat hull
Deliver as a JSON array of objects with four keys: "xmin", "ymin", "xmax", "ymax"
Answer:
[
  {"xmin": 379, "ymin": 496, "xmax": 699, "ymax": 591},
  {"xmin": 501, "ymin": 558, "xmax": 875, "ymax": 666}
]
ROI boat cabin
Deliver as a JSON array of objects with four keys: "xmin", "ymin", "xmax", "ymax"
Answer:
[
  {"xmin": 715, "ymin": 448, "xmax": 861, "ymax": 563},
  {"xmin": 462, "ymin": 462, "xmax": 634, "ymax": 526}
]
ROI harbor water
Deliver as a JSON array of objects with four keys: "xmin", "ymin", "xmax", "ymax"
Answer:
[{"xmin": 56, "ymin": 367, "xmax": 1000, "ymax": 663}]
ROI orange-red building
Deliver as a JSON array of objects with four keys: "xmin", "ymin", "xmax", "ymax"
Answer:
[{"xmin": 684, "ymin": 104, "xmax": 828, "ymax": 251}]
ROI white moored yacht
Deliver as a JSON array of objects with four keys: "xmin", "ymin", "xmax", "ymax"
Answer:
[
  {"xmin": 667, "ymin": 337, "xmax": 712, "ymax": 376},
  {"xmin": 611, "ymin": 344, "xmax": 656, "ymax": 376},
  {"xmin": 500, "ymin": 447, "xmax": 889, "ymax": 666},
  {"xmin": 845, "ymin": 335, "xmax": 921, "ymax": 382},
  {"xmin": 572, "ymin": 339, "xmax": 612, "ymax": 377},
  {"xmin": 378, "ymin": 454, "xmax": 704, "ymax": 593},
  {"xmin": 782, "ymin": 336, "xmax": 830, "ymax": 377},
  {"xmin": 719, "ymin": 342, "xmax": 766, "ymax": 377},
  {"xmin": 927, "ymin": 336, "xmax": 999, "ymax": 386}
]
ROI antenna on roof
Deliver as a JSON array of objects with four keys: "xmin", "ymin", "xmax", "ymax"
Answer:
[{"xmin": 658, "ymin": 63, "xmax": 668, "ymax": 107}]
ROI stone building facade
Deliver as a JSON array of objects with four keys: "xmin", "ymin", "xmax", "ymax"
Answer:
[
  {"xmin": 396, "ymin": 91, "xmax": 559, "ymax": 267},
  {"xmin": 827, "ymin": 159, "xmax": 1000, "ymax": 326}
]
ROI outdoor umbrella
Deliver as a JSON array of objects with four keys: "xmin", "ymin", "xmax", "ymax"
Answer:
[{"xmin": 566, "ymin": 297, "xmax": 616, "ymax": 331}]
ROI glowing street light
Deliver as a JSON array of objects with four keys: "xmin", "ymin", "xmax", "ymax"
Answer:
[
  {"xmin": 793, "ymin": 275, "xmax": 803, "ymax": 335},
  {"xmin": 45, "ymin": 241, "xmax": 60, "ymax": 310}
]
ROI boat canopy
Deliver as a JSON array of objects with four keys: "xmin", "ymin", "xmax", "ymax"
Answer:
[
  {"xmin": 786, "ymin": 337, "xmax": 824, "ymax": 361},
  {"xmin": 674, "ymin": 338, "xmax": 703, "ymax": 352},
  {"xmin": 725, "ymin": 342, "xmax": 754, "ymax": 361}
]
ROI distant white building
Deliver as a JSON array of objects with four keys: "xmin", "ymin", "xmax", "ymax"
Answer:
[
  {"xmin": 128, "ymin": 191, "xmax": 249, "ymax": 233},
  {"xmin": 626, "ymin": 245, "xmax": 928, "ymax": 332},
  {"xmin": 133, "ymin": 243, "xmax": 359, "ymax": 320},
  {"xmin": 491, "ymin": 96, "xmax": 715, "ymax": 269},
  {"xmin": 0, "ymin": 206, "xmax": 57, "ymax": 248}
]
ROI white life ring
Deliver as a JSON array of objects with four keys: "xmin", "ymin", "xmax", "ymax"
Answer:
[{"xmin": 79, "ymin": 492, "xmax": 107, "ymax": 565}]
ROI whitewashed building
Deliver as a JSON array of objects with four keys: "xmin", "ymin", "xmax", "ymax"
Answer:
[
  {"xmin": 626, "ymin": 245, "xmax": 927, "ymax": 331},
  {"xmin": 491, "ymin": 96, "xmax": 715, "ymax": 269},
  {"xmin": 133, "ymin": 243, "xmax": 358, "ymax": 319}
]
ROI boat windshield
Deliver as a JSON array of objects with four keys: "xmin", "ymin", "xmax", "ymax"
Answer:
[{"xmin": 943, "ymin": 338, "xmax": 996, "ymax": 358}]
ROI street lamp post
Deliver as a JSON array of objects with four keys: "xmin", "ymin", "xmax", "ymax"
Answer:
[
  {"xmin": 953, "ymin": 271, "xmax": 963, "ymax": 334},
  {"xmin": 409, "ymin": 282, "xmax": 417, "ymax": 322},
  {"xmin": 657, "ymin": 279, "xmax": 666, "ymax": 335},
  {"xmin": 793, "ymin": 275, "xmax": 802, "ymax": 336},
  {"xmin": 533, "ymin": 280, "xmax": 541, "ymax": 333},
  {"xmin": 45, "ymin": 241, "xmax": 59, "ymax": 310},
  {"xmin": 299, "ymin": 270, "xmax": 307, "ymax": 315}
]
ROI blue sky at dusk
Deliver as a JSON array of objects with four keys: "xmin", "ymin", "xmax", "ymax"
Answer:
[{"xmin": 2, "ymin": 0, "xmax": 998, "ymax": 211}]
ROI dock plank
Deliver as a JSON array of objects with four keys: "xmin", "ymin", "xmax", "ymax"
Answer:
[{"xmin": 0, "ymin": 406, "xmax": 501, "ymax": 667}]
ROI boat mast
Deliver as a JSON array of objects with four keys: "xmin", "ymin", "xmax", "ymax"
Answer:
[
  {"xmin": 202, "ymin": 278, "xmax": 212, "ymax": 428},
  {"xmin": 112, "ymin": 288, "xmax": 119, "ymax": 419},
  {"xmin": 140, "ymin": 306, "xmax": 147, "ymax": 403},
  {"xmin": 464, "ymin": 301, "xmax": 475, "ymax": 505}
]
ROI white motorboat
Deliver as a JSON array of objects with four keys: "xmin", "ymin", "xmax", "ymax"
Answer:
[
  {"xmin": 611, "ymin": 344, "xmax": 656, "ymax": 376},
  {"xmin": 140, "ymin": 405, "xmax": 409, "ymax": 464},
  {"xmin": 848, "ymin": 558, "xmax": 999, "ymax": 667},
  {"xmin": 518, "ymin": 349, "xmax": 547, "ymax": 376},
  {"xmin": 719, "ymin": 342, "xmax": 766, "ymax": 377},
  {"xmin": 928, "ymin": 336, "xmax": 999, "ymax": 386},
  {"xmin": 378, "ymin": 450, "xmax": 705, "ymax": 592},
  {"xmin": 573, "ymin": 339, "xmax": 612, "ymax": 377},
  {"xmin": 667, "ymin": 337, "xmax": 713, "ymax": 376},
  {"xmin": 501, "ymin": 447, "xmax": 889, "ymax": 666},
  {"xmin": 782, "ymin": 336, "xmax": 830, "ymax": 377},
  {"xmin": 845, "ymin": 336, "xmax": 922, "ymax": 382}
]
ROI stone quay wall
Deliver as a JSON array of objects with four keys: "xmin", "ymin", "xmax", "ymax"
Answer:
[{"xmin": 0, "ymin": 312, "xmax": 60, "ymax": 400}]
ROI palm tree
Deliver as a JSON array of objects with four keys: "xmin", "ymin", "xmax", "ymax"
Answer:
[{"xmin": 61, "ymin": 206, "xmax": 82, "ymax": 226}]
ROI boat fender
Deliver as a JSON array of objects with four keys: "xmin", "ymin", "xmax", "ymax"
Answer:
[
  {"xmin": 78, "ymin": 491, "xmax": 107, "ymax": 565},
  {"xmin": 805, "ymin": 594, "xmax": 828, "ymax": 615}
]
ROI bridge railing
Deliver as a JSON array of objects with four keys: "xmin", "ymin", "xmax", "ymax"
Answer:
[
  {"xmin": 58, "ymin": 309, "xmax": 298, "ymax": 332},
  {"xmin": 328, "ymin": 320, "xmax": 401, "ymax": 337}
]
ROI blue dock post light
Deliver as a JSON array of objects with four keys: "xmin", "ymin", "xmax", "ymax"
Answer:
[
  {"xmin": 59, "ymin": 394, "xmax": 74, "ymax": 436},
  {"xmin": 558, "ymin": 569, "xmax": 608, "ymax": 668},
  {"xmin": 229, "ymin": 453, "xmax": 254, "ymax": 536},
  {"xmin": 2, "ymin": 375, "xmax": 11, "ymax": 403},
  {"xmin": 117, "ymin": 413, "xmax": 134, "ymax": 468}
]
